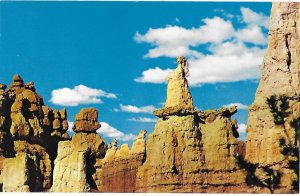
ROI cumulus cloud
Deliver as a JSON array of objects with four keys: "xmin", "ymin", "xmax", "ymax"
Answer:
[
  {"xmin": 128, "ymin": 117, "xmax": 157, "ymax": 123},
  {"xmin": 187, "ymin": 42, "xmax": 264, "ymax": 85},
  {"xmin": 119, "ymin": 104, "xmax": 157, "ymax": 114},
  {"xmin": 240, "ymin": 7, "xmax": 269, "ymax": 29},
  {"xmin": 236, "ymin": 25, "xmax": 267, "ymax": 45},
  {"xmin": 223, "ymin": 102, "xmax": 248, "ymax": 110},
  {"xmin": 134, "ymin": 17, "xmax": 234, "ymax": 58},
  {"xmin": 134, "ymin": 7, "xmax": 268, "ymax": 86},
  {"xmin": 134, "ymin": 67, "xmax": 173, "ymax": 84},
  {"xmin": 238, "ymin": 123, "xmax": 247, "ymax": 133},
  {"xmin": 97, "ymin": 122, "xmax": 136, "ymax": 142},
  {"xmin": 50, "ymin": 84, "xmax": 117, "ymax": 106}
]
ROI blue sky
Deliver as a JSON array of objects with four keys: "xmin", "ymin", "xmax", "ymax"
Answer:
[{"xmin": 0, "ymin": 2, "xmax": 271, "ymax": 146}]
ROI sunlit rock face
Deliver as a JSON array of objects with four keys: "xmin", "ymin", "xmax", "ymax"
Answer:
[
  {"xmin": 246, "ymin": 2, "xmax": 299, "ymax": 193},
  {"xmin": 135, "ymin": 57, "xmax": 246, "ymax": 193}
]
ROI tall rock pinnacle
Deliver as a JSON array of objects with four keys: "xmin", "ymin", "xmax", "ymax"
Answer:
[
  {"xmin": 165, "ymin": 56, "xmax": 194, "ymax": 110},
  {"xmin": 246, "ymin": 2, "xmax": 299, "ymax": 192}
]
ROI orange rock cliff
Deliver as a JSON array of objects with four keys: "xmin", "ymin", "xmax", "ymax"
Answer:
[{"xmin": 0, "ymin": 2, "xmax": 299, "ymax": 193}]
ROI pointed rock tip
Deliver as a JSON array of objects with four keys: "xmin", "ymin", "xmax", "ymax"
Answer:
[{"xmin": 13, "ymin": 74, "xmax": 24, "ymax": 83}]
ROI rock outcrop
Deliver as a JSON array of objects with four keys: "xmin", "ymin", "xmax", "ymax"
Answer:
[
  {"xmin": 246, "ymin": 2, "xmax": 299, "ymax": 193},
  {"xmin": 51, "ymin": 108, "xmax": 107, "ymax": 192}
]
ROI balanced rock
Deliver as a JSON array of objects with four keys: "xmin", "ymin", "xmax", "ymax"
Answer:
[{"xmin": 73, "ymin": 108, "xmax": 101, "ymax": 133}]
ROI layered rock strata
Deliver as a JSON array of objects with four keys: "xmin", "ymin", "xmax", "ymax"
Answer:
[{"xmin": 246, "ymin": 2, "xmax": 299, "ymax": 193}]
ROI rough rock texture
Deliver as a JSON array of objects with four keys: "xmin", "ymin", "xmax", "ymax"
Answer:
[
  {"xmin": 94, "ymin": 130, "xmax": 146, "ymax": 192},
  {"xmin": 135, "ymin": 57, "xmax": 247, "ymax": 193},
  {"xmin": 246, "ymin": 2, "xmax": 299, "ymax": 193},
  {"xmin": 51, "ymin": 108, "xmax": 107, "ymax": 192},
  {"xmin": 0, "ymin": 75, "xmax": 70, "ymax": 192}
]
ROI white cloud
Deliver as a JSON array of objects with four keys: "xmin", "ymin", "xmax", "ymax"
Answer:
[
  {"xmin": 128, "ymin": 117, "xmax": 157, "ymax": 123},
  {"xmin": 134, "ymin": 7, "xmax": 268, "ymax": 86},
  {"xmin": 119, "ymin": 104, "xmax": 157, "ymax": 114},
  {"xmin": 134, "ymin": 67, "xmax": 173, "ymax": 84},
  {"xmin": 134, "ymin": 17, "xmax": 234, "ymax": 58},
  {"xmin": 236, "ymin": 25, "xmax": 267, "ymax": 45},
  {"xmin": 238, "ymin": 123, "xmax": 247, "ymax": 133},
  {"xmin": 240, "ymin": 7, "xmax": 269, "ymax": 29},
  {"xmin": 97, "ymin": 122, "xmax": 136, "ymax": 142},
  {"xmin": 188, "ymin": 42, "xmax": 264, "ymax": 85},
  {"xmin": 50, "ymin": 84, "xmax": 117, "ymax": 106},
  {"xmin": 223, "ymin": 102, "xmax": 248, "ymax": 110}
]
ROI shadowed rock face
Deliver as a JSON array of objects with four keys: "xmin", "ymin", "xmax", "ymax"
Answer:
[{"xmin": 246, "ymin": 2, "xmax": 299, "ymax": 192}]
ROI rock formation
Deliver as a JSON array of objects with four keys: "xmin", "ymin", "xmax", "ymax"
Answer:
[
  {"xmin": 246, "ymin": 2, "xmax": 299, "ymax": 193},
  {"xmin": 0, "ymin": 75, "xmax": 70, "ymax": 192},
  {"xmin": 51, "ymin": 108, "xmax": 107, "ymax": 192},
  {"xmin": 135, "ymin": 57, "xmax": 247, "ymax": 193},
  {"xmin": 93, "ymin": 130, "xmax": 147, "ymax": 192},
  {"xmin": 0, "ymin": 2, "xmax": 299, "ymax": 193}
]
